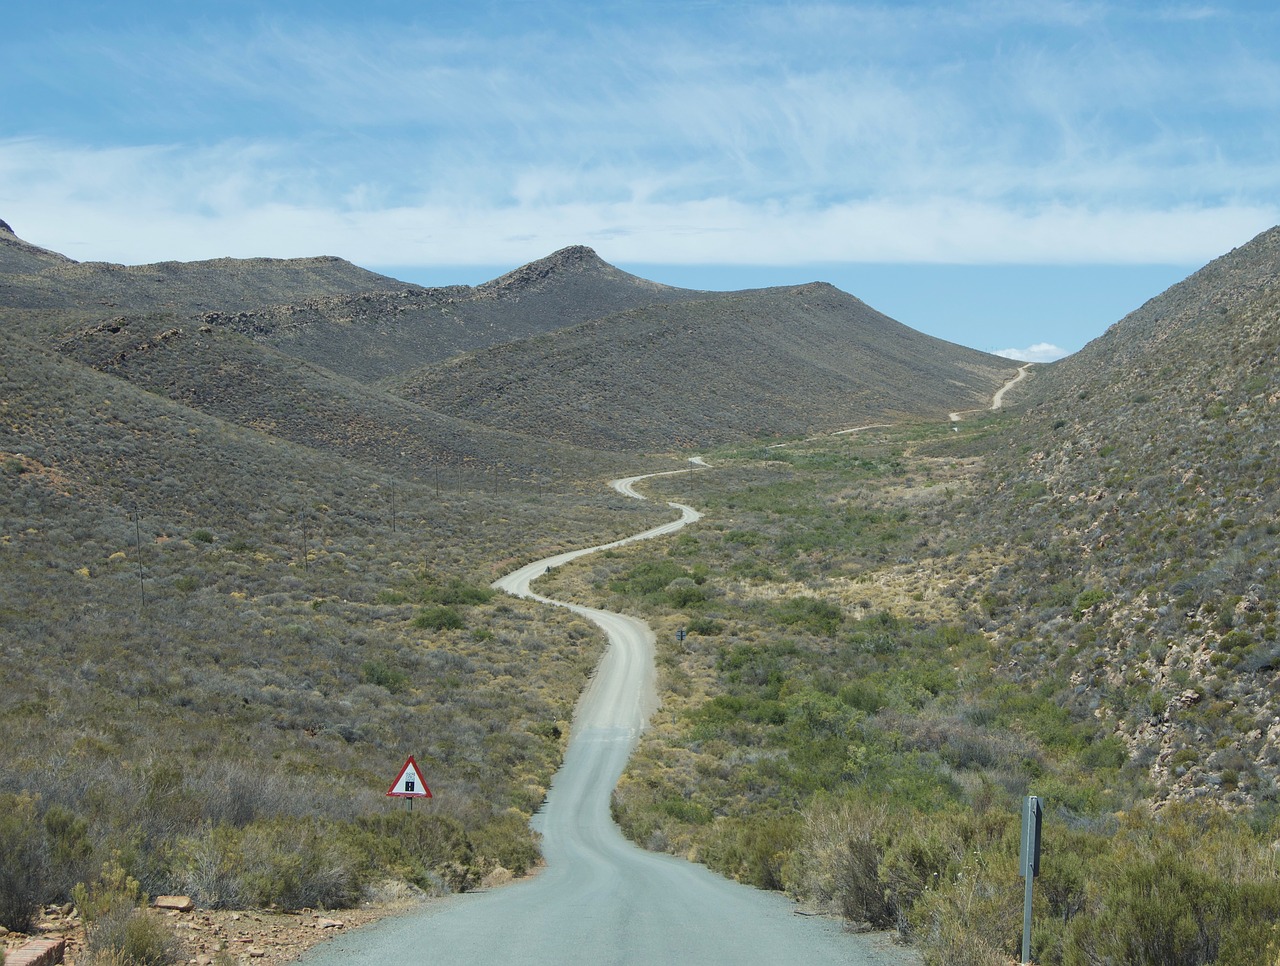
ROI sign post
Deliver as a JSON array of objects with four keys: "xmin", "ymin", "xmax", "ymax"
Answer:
[
  {"xmin": 387, "ymin": 756, "xmax": 432, "ymax": 811},
  {"xmin": 1020, "ymin": 795, "xmax": 1043, "ymax": 964}
]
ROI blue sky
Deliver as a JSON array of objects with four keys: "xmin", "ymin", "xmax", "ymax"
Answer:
[{"xmin": 3, "ymin": 2, "xmax": 1278, "ymax": 359}]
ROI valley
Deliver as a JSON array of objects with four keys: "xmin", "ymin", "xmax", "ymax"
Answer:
[{"xmin": 3, "ymin": 218, "xmax": 1280, "ymax": 965}]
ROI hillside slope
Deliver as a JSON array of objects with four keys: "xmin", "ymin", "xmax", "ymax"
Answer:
[
  {"xmin": 51, "ymin": 312, "xmax": 630, "ymax": 484},
  {"xmin": 980, "ymin": 224, "xmax": 1280, "ymax": 807},
  {"xmin": 196, "ymin": 245, "xmax": 710, "ymax": 382},
  {"xmin": 393, "ymin": 282, "xmax": 1017, "ymax": 451},
  {"xmin": 0, "ymin": 220, "xmax": 409, "ymax": 317}
]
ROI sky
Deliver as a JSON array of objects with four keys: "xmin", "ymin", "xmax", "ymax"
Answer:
[{"xmin": 3, "ymin": 2, "xmax": 1279, "ymax": 360}]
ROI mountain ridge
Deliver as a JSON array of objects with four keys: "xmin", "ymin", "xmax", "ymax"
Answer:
[{"xmin": 392, "ymin": 280, "xmax": 1016, "ymax": 450}]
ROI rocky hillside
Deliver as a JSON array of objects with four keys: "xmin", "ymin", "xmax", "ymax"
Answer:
[
  {"xmin": 50, "ymin": 313, "xmax": 622, "ymax": 483},
  {"xmin": 195, "ymin": 245, "xmax": 711, "ymax": 382},
  {"xmin": 393, "ymin": 281, "xmax": 1017, "ymax": 451},
  {"xmin": 0, "ymin": 220, "xmax": 405, "ymax": 317},
  {"xmin": 5, "ymin": 223, "xmax": 1016, "ymax": 464},
  {"xmin": 979, "ymin": 225, "xmax": 1280, "ymax": 808}
]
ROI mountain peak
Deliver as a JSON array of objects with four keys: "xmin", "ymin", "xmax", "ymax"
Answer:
[
  {"xmin": 0, "ymin": 218, "xmax": 14, "ymax": 235},
  {"xmin": 478, "ymin": 245, "xmax": 610, "ymax": 295}
]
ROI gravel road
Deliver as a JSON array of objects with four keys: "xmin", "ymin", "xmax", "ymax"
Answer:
[{"xmin": 298, "ymin": 466, "xmax": 913, "ymax": 966}]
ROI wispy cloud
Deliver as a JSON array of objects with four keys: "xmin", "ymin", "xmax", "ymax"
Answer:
[
  {"xmin": 3, "ymin": 134, "xmax": 1275, "ymax": 269},
  {"xmin": 2, "ymin": 2, "xmax": 1279, "ymax": 269}
]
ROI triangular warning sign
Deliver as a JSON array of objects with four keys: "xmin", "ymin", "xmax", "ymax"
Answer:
[{"xmin": 386, "ymin": 756, "xmax": 432, "ymax": 798}]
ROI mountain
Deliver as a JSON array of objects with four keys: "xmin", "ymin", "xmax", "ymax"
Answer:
[
  {"xmin": 979, "ymin": 225, "xmax": 1280, "ymax": 807},
  {"xmin": 0, "ymin": 217, "xmax": 77, "ymax": 274},
  {"xmin": 194, "ymin": 245, "xmax": 712, "ymax": 383},
  {"xmin": 0, "ymin": 219, "xmax": 409, "ymax": 317},
  {"xmin": 4, "ymin": 224, "xmax": 1013, "ymax": 462},
  {"xmin": 391, "ymin": 281, "xmax": 1017, "ymax": 451}
]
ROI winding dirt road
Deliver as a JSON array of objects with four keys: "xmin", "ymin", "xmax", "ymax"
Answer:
[
  {"xmin": 299, "ymin": 463, "xmax": 908, "ymax": 965},
  {"xmin": 950, "ymin": 362, "xmax": 1033, "ymax": 421}
]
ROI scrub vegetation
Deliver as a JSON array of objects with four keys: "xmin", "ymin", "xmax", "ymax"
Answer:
[
  {"xmin": 571, "ymin": 416, "xmax": 1280, "ymax": 965},
  {"xmin": 6, "ymin": 220, "xmax": 1280, "ymax": 964}
]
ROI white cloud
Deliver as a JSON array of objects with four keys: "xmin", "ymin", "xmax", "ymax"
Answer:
[
  {"xmin": 3, "ymin": 135, "xmax": 1275, "ymax": 270},
  {"xmin": 4, "ymin": 4, "xmax": 1280, "ymax": 272},
  {"xmin": 996, "ymin": 343, "xmax": 1071, "ymax": 363}
]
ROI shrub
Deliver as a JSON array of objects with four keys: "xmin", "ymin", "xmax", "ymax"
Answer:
[
  {"xmin": 361, "ymin": 660, "xmax": 409, "ymax": 693},
  {"xmin": 414, "ymin": 605, "xmax": 464, "ymax": 631},
  {"xmin": 72, "ymin": 857, "xmax": 145, "ymax": 924},
  {"xmin": 0, "ymin": 793, "xmax": 47, "ymax": 932},
  {"xmin": 468, "ymin": 811, "xmax": 541, "ymax": 877},
  {"xmin": 770, "ymin": 597, "xmax": 844, "ymax": 636},
  {"xmin": 43, "ymin": 804, "xmax": 95, "ymax": 902},
  {"xmin": 700, "ymin": 815, "xmax": 799, "ymax": 890},
  {"xmin": 664, "ymin": 577, "xmax": 707, "ymax": 607},
  {"xmin": 346, "ymin": 813, "xmax": 474, "ymax": 892},
  {"xmin": 236, "ymin": 820, "xmax": 362, "ymax": 910},
  {"xmin": 175, "ymin": 819, "xmax": 366, "ymax": 910},
  {"xmin": 686, "ymin": 616, "xmax": 722, "ymax": 635},
  {"xmin": 82, "ymin": 905, "xmax": 180, "ymax": 966},
  {"xmin": 421, "ymin": 577, "xmax": 494, "ymax": 606},
  {"xmin": 790, "ymin": 796, "xmax": 895, "ymax": 925}
]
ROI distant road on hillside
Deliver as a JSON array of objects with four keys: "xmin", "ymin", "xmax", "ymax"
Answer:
[
  {"xmin": 950, "ymin": 362, "xmax": 1033, "ymax": 421},
  {"xmin": 298, "ymin": 465, "xmax": 911, "ymax": 966}
]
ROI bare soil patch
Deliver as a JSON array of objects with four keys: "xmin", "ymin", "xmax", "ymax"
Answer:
[{"xmin": 3, "ymin": 898, "xmax": 419, "ymax": 966}]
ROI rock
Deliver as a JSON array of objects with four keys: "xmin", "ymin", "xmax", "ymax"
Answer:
[
  {"xmin": 154, "ymin": 895, "xmax": 196, "ymax": 912},
  {"xmin": 315, "ymin": 918, "xmax": 344, "ymax": 929},
  {"xmin": 480, "ymin": 866, "xmax": 513, "ymax": 889},
  {"xmin": 247, "ymin": 946, "xmax": 266, "ymax": 958}
]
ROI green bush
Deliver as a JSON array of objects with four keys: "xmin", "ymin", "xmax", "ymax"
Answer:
[
  {"xmin": 468, "ymin": 811, "xmax": 541, "ymax": 877},
  {"xmin": 43, "ymin": 804, "xmax": 95, "ymax": 902},
  {"xmin": 770, "ymin": 597, "xmax": 844, "ymax": 636},
  {"xmin": 789, "ymin": 796, "xmax": 895, "ymax": 925},
  {"xmin": 361, "ymin": 660, "xmax": 409, "ymax": 693},
  {"xmin": 176, "ymin": 819, "xmax": 364, "ymax": 910},
  {"xmin": 347, "ymin": 813, "xmax": 474, "ymax": 892},
  {"xmin": 700, "ymin": 815, "xmax": 799, "ymax": 890},
  {"xmin": 0, "ymin": 793, "xmax": 47, "ymax": 932},
  {"xmin": 685, "ymin": 616, "xmax": 722, "ymax": 635},
  {"xmin": 72, "ymin": 857, "xmax": 145, "ymax": 924},
  {"xmin": 421, "ymin": 577, "xmax": 494, "ymax": 606},
  {"xmin": 414, "ymin": 605, "xmax": 464, "ymax": 631},
  {"xmin": 609, "ymin": 560, "xmax": 693, "ymax": 600},
  {"xmin": 83, "ymin": 905, "xmax": 180, "ymax": 966}
]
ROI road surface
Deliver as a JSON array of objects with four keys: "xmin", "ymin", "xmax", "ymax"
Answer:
[
  {"xmin": 299, "ymin": 464, "xmax": 909, "ymax": 966},
  {"xmin": 950, "ymin": 363, "xmax": 1033, "ymax": 421}
]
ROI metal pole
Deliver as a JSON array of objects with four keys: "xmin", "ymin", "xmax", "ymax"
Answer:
[
  {"xmin": 1020, "ymin": 794, "xmax": 1042, "ymax": 963},
  {"xmin": 1022, "ymin": 866, "xmax": 1034, "ymax": 963}
]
